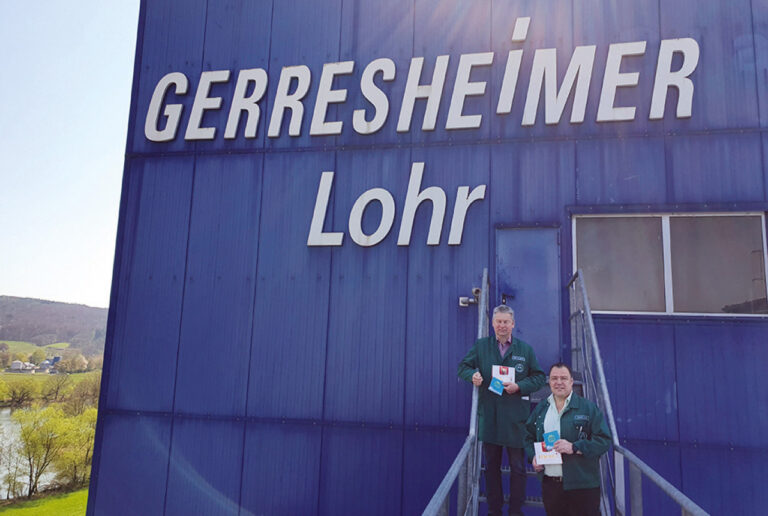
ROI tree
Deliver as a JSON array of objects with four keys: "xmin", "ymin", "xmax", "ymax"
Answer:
[
  {"xmin": 0, "ymin": 342, "xmax": 8, "ymax": 352},
  {"xmin": 57, "ymin": 354, "xmax": 88, "ymax": 373},
  {"xmin": 85, "ymin": 355, "xmax": 103, "ymax": 371},
  {"xmin": 13, "ymin": 352, "xmax": 27, "ymax": 363},
  {"xmin": 65, "ymin": 373, "xmax": 101, "ymax": 415},
  {"xmin": 0, "ymin": 350, "xmax": 11, "ymax": 369},
  {"xmin": 7, "ymin": 378, "xmax": 39, "ymax": 408},
  {"xmin": 0, "ymin": 427, "xmax": 25, "ymax": 500},
  {"xmin": 13, "ymin": 406, "xmax": 69, "ymax": 497},
  {"xmin": 28, "ymin": 349, "xmax": 46, "ymax": 365},
  {"xmin": 41, "ymin": 374, "xmax": 72, "ymax": 403},
  {"xmin": 53, "ymin": 408, "xmax": 98, "ymax": 487},
  {"xmin": 0, "ymin": 378, "xmax": 8, "ymax": 402}
]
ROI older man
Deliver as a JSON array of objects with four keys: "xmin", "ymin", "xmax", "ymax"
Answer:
[
  {"xmin": 458, "ymin": 305, "xmax": 546, "ymax": 516},
  {"xmin": 525, "ymin": 363, "xmax": 611, "ymax": 516}
]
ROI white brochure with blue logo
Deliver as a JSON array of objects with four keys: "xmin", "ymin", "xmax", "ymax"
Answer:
[{"xmin": 488, "ymin": 365, "xmax": 515, "ymax": 396}]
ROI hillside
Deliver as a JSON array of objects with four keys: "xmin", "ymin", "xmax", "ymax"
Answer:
[{"xmin": 0, "ymin": 296, "xmax": 107, "ymax": 355}]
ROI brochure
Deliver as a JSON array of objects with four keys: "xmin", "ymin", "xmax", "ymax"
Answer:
[
  {"xmin": 534, "ymin": 441, "xmax": 563, "ymax": 465},
  {"xmin": 492, "ymin": 365, "xmax": 515, "ymax": 384},
  {"xmin": 488, "ymin": 377, "xmax": 504, "ymax": 395},
  {"xmin": 543, "ymin": 430, "xmax": 560, "ymax": 451}
]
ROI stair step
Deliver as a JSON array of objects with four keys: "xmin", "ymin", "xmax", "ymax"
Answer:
[
  {"xmin": 477, "ymin": 494, "xmax": 544, "ymax": 508},
  {"xmin": 480, "ymin": 465, "xmax": 540, "ymax": 477}
]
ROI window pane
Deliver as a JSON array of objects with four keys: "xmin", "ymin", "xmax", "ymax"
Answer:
[
  {"xmin": 576, "ymin": 217, "xmax": 665, "ymax": 311},
  {"xmin": 670, "ymin": 216, "xmax": 767, "ymax": 314}
]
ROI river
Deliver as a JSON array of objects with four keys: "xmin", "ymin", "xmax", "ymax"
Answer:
[{"xmin": 0, "ymin": 407, "xmax": 56, "ymax": 499}]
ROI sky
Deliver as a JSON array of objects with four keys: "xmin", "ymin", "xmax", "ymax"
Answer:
[{"xmin": 0, "ymin": 1, "xmax": 140, "ymax": 308}]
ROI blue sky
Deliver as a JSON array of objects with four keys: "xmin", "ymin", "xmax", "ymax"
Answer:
[{"xmin": 0, "ymin": 1, "xmax": 140, "ymax": 308}]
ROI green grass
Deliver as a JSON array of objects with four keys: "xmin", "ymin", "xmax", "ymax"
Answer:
[
  {"xmin": 0, "ymin": 372, "xmax": 52, "ymax": 385},
  {"xmin": 0, "ymin": 371, "xmax": 100, "ymax": 390},
  {"xmin": 0, "ymin": 341, "xmax": 39, "ymax": 355},
  {"xmin": 0, "ymin": 488, "xmax": 88, "ymax": 515},
  {"xmin": 0, "ymin": 341, "xmax": 70, "ymax": 357},
  {"xmin": 45, "ymin": 343, "xmax": 70, "ymax": 351}
]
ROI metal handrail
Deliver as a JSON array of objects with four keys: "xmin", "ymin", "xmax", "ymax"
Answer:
[
  {"xmin": 567, "ymin": 270, "xmax": 709, "ymax": 516},
  {"xmin": 423, "ymin": 268, "xmax": 489, "ymax": 516}
]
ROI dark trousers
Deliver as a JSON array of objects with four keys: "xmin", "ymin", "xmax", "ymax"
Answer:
[
  {"xmin": 541, "ymin": 477, "xmax": 600, "ymax": 516},
  {"xmin": 483, "ymin": 443, "xmax": 525, "ymax": 516}
]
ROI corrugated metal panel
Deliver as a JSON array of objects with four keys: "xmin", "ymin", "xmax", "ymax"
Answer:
[
  {"xmin": 91, "ymin": 414, "xmax": 171, "ymax": 515},
  {"xmin": 753, "ymin": 0, "xmax": 768, "ymax": 128},
  {"xmin": 660, "ymin": 0, "xmax": 759, "ymax": 131},
  {"xmin": 164, "ymin": 418, "xmax": 244, "ymax": 515},
  {"xmin": 240, "ymin": 422, "xmax": 322, "ymax": 515},
  {"xmin": 573, "ymin": 0, "xmax": 661, "ymax": 137},
  {"xmin": 763, "ymin": 134, "xmax": 768, "ymax": 201},
  {"xmin": 104, "ymin": 158, "xmax": 193, "ymax": 412},
  {"xmin": 265, "ymin": 0, "xmax": 342, "ymax": 150},
  {"xmin": 200, "ymin": 0, "xmax": 273, "ymax": 151},
  {"xmin": 404, "ymin": 145, "xmax": 490, "ymax": 428},
  {"xmin": 323, "ymin": 149, "xmax": 410, "ymax": 424},
  {"xmin": 130, "ymin": 0, "xmax": 206, "ymax": 154},
  {"xmin": 402, "ymin": 430, "xmax": 465, "ymax": 515},
  {"xmin": 337, "ymin": 0, "xmax": 413, "ymax": 147},
  {"xmin": 681, "ymin": 446, "xmax": 768, "ymax": 515},
  {"xmin": 675, "ymin": 321, "xmax": 768, "ymax": 446},
  {"xmin": 667, "ymin": 133, "xmax": 764, "ymax": 203},
  {"xmin": 490, "ymin": 0, "xmax": 575, "ymax": 140},
  {"xmin": 623, "ymin": 441, "xmax": 683, "ymax": 516},
  {"xmin": 594, "ymin": 319, "xmax": 679, "ymax": 442},
  {"xmin": 490, "ymin": 141, "xmax": 576, "ymax": 225},
  {"xmin": 414, "ymin": 0, "xmax": 492, "ymax": 144},
  {"xmin": 246, "ymin": 151, "xmax": 334, "ymax": 420},
  {"xmin": 318, "ymin": 426, "xmax": 403, "ymax": 516},
  {"xmin": 576, "ymin": 138, "xmax": 667, "ymax": 205},
  {"xmin": 174, "ymin": 155, "xmax": 262, "ymax": 416}
]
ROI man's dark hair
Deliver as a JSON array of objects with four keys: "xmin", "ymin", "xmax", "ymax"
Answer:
[{"xmin": 549, "ymin": 362, "xmax": 573, "ymax": 378}]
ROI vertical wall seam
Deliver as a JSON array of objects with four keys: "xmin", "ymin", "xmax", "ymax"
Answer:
[
  {"xmin": 671, "ymin": 324, "xmax": 684, "ymax": 494},
  {"xmin": 748, "ymin": 0, "xmax": 768, "ymax": 200},
  {"xmin": 316, "ymin": 4, "xmax": 345, "ymax": 513},
  {"xmin": 400, "ymin": 3, "xmax": 417, "ymax": 512},
  {"xmin": 316, "ymin": 152, "xmax": 339, "ymax": 516},
  {"xmin": 161, "ymin": 155, "xmax": 199, "ymax": 516},
  {"xmin": 237, "ymin": 0, "xmax": 277, "ymax": 512},
  {"xmin": 161, "ymin": 2, "xmax": 209, "ymax": 513}
]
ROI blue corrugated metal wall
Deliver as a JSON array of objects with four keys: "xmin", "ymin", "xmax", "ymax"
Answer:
[{"xmin": 89, "ymin": 1, "xmax": 768, "ymax": 514}]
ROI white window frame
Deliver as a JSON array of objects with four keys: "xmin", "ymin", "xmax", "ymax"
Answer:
[{"xmin": 572, "ymin": 211, "xmax": 768, "ymax": 317}]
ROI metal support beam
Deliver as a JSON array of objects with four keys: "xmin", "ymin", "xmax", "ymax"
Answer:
[
  {"xmin": 615, "ymin": 451, "xmax": 626, "ymax": 516},
  {"xmin": 457, "ymin": 453, "xmax": 468, "ymax": 515},
  {"xmin": 630, "ymin": 462, "xmax": 643, "ymax": 516},
  {"xmin": 438, "ymin": 495, "xmax": 449, "ymax": 516}
]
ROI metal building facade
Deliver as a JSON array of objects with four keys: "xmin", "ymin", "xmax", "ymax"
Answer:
[{"xmin": 89, "ymin": 1, "xmax": 768, "ymax": 514}]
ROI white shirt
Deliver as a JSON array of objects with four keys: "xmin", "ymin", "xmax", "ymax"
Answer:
[{"xmin": 542, "ymin": 391, "xmax": 572, "ymax": 477}]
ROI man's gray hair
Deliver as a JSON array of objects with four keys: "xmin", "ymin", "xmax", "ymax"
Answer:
[{"xmin": 492, "ymin": 304, "xmax": 515, "ymax": 321}]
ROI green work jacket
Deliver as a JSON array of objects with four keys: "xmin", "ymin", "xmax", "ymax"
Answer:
[
  {"xmin": 457, "ymin": 336, "xmax": 546, "ymax": 447},
  {"xmin": 524, "ymin": 393, "xmax": 612, "ymax": 491}
]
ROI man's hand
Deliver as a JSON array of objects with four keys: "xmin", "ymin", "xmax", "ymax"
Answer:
[
  {"xmin": 471, "ymin": 371, "xmax": 483, "ymax": 386},
  {"xmin": 553, "ymin": 439, "xmax": 574, "ymax": 455},
  {"xmin": 503, "ymin": 381, "xmax": 520, "ymax": 394},
  {"xmin": 532, "ymin": 456, "xmax": 544, "ymax": 472}
]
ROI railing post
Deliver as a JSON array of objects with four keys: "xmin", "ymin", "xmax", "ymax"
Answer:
[
  {"xmin": 438, "ymin": 495, "xmax": 449, "ymax": 516},
  {"xmin": 630, "ymin": 462, "xmax": 643, "ymax": 516},
  {"xmin": 458, "ymin": 453, "xmax": 468, "ymax": 515},
  {"xmin": 615, "ymin": 451, "xmax": 626, "ymax": 516}
]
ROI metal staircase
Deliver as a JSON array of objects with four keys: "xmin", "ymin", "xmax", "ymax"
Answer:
[
  {"xmin": 567, "ymin": 270, "xmax": 709, "ymax": 516},
  {"xmin": 423, "ymin": 269, "xmax": 710, "ymax": 516}
]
